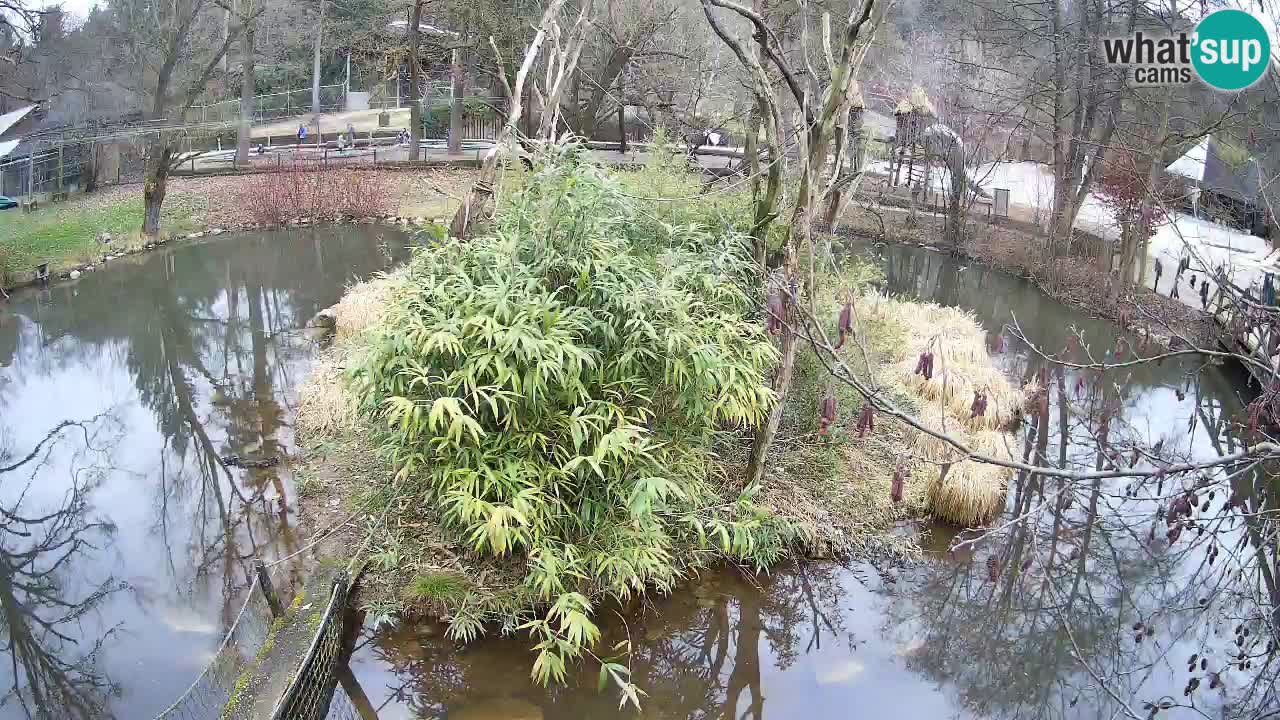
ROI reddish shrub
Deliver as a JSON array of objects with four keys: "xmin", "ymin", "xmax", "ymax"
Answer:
[{"xmin": 237, "ymin": 165, "xmax": 394, "ymax": 225}]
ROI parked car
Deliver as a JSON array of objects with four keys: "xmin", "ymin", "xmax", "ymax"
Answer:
[{"xmin": 0, "ymin": 195, "xmax": 16, "ymax": 210}]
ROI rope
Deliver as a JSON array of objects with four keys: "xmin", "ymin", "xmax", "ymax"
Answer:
[
  {"xmin": 264, "ymin": 510, "xmax": 362, "ymax": 568},
  {"xmin": 151, "ymin": 574, "xmax": 263, "ymax": 720}
]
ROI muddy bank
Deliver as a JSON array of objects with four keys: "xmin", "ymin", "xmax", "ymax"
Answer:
[{"xmin": 837, "ymin": 205, "xmax": 1217, "ymax": 350}]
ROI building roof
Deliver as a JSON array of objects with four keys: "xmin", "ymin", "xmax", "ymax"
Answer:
[
  {"xmin": 1165, "ymin": 135, "xmax": 1260, "ymax": 203},
  {"xmin": 0, "ymin": 104, "xmax": 36, "ymax": 139},
  {"xmin": 386, "ymin": 19, "xmax": 459, "ymax": 37},
  {"xmin": 0, "ymin": 139, "xmax": 18, "ymax": 161}
]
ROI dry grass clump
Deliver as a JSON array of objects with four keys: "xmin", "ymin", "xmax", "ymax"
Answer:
[
  {"xmin": 877, "ymin": 297, "xmax": 1021, "ymax": 432},
  {"xmin": 332, "ymin": 275, "xmax": 398, "ymax": 340},
  {"xmin": 858, "ymin": 294, "xmax": 1026, "ymax": 526},
  {"xmin": 908, "ymin": 406, "xmax": 1016, "ymax": 526},
  {"xmin": 297, "ymin": 351, "xmax": 358, "ymax": 436}
]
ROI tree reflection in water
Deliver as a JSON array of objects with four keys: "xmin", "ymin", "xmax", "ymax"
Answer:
[
  {"xmin": 349, "ymin": 563, "xmax": 864, "ymax": 719},
  {"xmin": 345, "ymin": 242, "xmax": 1279, "ymax": 719},
  {"xmin": 0, "ymin": 416, "xmax": 125, "ymax": 719}
]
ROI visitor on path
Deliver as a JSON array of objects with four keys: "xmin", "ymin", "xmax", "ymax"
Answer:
[
  {"xmin": 347, "ymin": 122, "xmax": 356, "ymax": 145},
  {"xmin": 1153, "ymin": 257, "xmax": 1163, "ymax": 295},
  {"xmin": 1200, "ymin": 278, "xmax": 1210, "ymax": 309},
  {"xmin": 297, "ymin": 124, "xmax": 307, "ymax": 147}
]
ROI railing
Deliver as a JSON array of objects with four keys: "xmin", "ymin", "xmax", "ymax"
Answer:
[
  {"xmin": 185, "ymin": 85, "xmax": 348, "ymax": 125},
  {"xmin": 269, "ymin": 571, "xmax": 350, "ymax": 720}
]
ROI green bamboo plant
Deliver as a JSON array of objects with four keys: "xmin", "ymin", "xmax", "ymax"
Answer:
[{"xmin": 350, "ymin": 148, "xmax": 794, "ymax": 688}]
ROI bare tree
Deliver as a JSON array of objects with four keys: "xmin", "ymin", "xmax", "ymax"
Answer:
[
  {"xmin": 701, "ymin": 0, "xmax": 883, "ymax": 486},
  {"xmin": 104, "ymin": 0, "xmax": 246, "ymax": 238}
]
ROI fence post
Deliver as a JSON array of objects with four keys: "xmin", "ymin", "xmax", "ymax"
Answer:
[
  {"xmin": 56, "ymin": 143, "xmax": 64, "ymax": 195},
  {"xmin": 253, "ymin": 559, "xmax": 284, "ymax": 618}
]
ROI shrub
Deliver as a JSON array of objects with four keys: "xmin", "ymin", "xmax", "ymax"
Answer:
[
  {"xmin": 350, "ymin": 147, "xmax": 790, "ymax": 686},
  {"xmin": 237, "ymin": 166, "xmax": 393, "ymax": 225}
]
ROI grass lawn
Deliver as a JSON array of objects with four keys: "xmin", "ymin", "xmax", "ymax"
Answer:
[
  {"xmin": 0, "ymin": 187, "xmax": 206, "ymax": 284},
  {"xmin": 1, "ymin": 167, "xmax": 476, "ymax": 287}
]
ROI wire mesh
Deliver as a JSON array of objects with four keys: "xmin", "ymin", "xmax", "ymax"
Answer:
[
  {"xmin": 186, "ymin": 85, "xmax": 348, "ymax": 125},
  {"xmin": 152, "ymin": 576, "xmax": 276, "ymax": 720},
  {"xmin": 0, "ymin": 143, "xmax": 87, "ymax": 197},
  {"xmin": 270, "ymin": 571, "xmax": 350, "ymax": 720}
]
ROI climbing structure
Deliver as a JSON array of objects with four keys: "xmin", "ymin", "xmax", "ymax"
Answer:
[
  {"xmin": 887, "ymin": 85, "xmax": 990, "ymax": 201},
  {"xmin": 889, "ymin": 86, "xmax": 936, "ymax": 191}
]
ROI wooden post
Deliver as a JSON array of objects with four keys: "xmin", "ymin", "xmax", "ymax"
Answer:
[
  {"xmin": 56, "ymin": 143, "xmax": 64, "ymax": 194},
  {"xmin": 253, "ymin": 559, "xmax": 284, "ymax": 617},
  {"xmin": 617, "ymin": 78, "xmax": 626, "ymax": 155}
]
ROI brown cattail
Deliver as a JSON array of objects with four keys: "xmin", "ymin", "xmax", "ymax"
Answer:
[
  {"xmin": 834, "ymin": 300, "xmax": 854, "ymax": 349},
  {"xmin": 914, "ymin": 351, "xmax": 934, "ymax": 380},
  {"xmin": 819, "ymin": 391, "xmax": 838, "ymax": 435},
  {"xmin": 890, "ymin": 463, "xmax": 905, "ymax": 504},
  {"xmin": 986, "ymin": 556, "xmax": 999, "ymax": 582},
  {"xmin": 855, "ymin": 402, "xmax": 875, "ymax": 437},
  {"xmin": 971, "ymin": 389, "xmax": 988, "ymax": 419},
  {"xmin": 766, "ymin": 290, "xmax": 786, "ymax": 336},
  {"xmin": 990, "ymin": 334, "xmax": 1006, "ymax": 353}
]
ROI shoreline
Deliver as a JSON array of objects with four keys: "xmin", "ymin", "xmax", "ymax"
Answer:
[
  {"xmin": 289, "ymin": 271, "xmax": 1028, "ymax": 631},
  {"xmin": 835, "ymin": 213, "xmax": 1218, "ymax": 351},
  {"xmin": 1, "ymin": 167, "xmax": 476, "ymax": 295}
]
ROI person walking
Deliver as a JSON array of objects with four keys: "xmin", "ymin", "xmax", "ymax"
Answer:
[{"xmin": 297, "ymin": 123, "xmax": 307, "ymax": 148}]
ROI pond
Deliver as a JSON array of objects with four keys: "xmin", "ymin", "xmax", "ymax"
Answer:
[
  {"xmin": 339, "ymin": 242, "xmax": 1273, "ymax": 719},
  {"xmin": 1, "ymin": 232, "xmax": 1268, "ymax": 720},
  {"xmin": 0, "ymin": 225, "xmax": 412, "ymax": 719}
]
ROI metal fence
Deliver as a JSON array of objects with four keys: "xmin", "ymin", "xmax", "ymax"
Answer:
[
  {"xmin": 151, "ymin": 574, "xmax": 276, "ymax": 720},
  {"xmin": 186, "ymin": 85, "xmax": 347, "ymax": 125},
  {"xmin": 0, "ymin": 142, "xmax": 87, "ymax": 198},
  {"xmin": 270, "ymin": 571, "xmax": 350, "ymax": 720}
]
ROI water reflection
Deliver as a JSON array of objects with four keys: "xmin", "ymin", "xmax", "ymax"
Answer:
[
  {"xmin": 349, "ymin": 563, "xmax": 968, "ymax": 720},
  {"xmin": 346, "ymin": 242, "xmax": 1274, "ymax": 719},
  {"xmin": 0, "ymin": 416, "xmax": 124, "ymax": 718},
  {"xmin": 0, "ymin": 226, "xmax": 410, "ymax": 719}
]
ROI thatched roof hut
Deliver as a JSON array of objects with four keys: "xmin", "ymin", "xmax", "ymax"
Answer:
[{"xmin": 893, "ymin": 86, "xmax": 936, "ymax": 117}]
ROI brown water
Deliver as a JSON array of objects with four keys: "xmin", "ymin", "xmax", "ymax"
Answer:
[
  {"xmin": 0, "ymin": 226, "xmax": 410, "ymax": 719},
  {"xmin": 340, "ymin": 243, "xmax": 1272, "ymax": 719}
]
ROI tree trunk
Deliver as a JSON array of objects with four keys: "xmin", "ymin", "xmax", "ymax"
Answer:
[
  {"xmin": 310, "ymin": 0, "xmax": 325, "ymax": 127},
  {"xmin": 448, "ymin": 47, "xmax": 463, "ymax": 153},
  {"xmin": 407, "ymin": 0, "xmax": 423, "ymax": 161},
  {"xmin": 449, "ymin": 0, "xmax": 567, "ymax": 239},
  {"xmin": 236, "ymin": 5, "xmax": 255, "ymax": 165},
  {"xmin": 142, "ymin": 143, "xmax": 172, "ymax": 239}
]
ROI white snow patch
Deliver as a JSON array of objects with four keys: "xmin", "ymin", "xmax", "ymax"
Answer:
[{"xmin": 1165, "ymin": 137, "xmax": 1209, "ymax": 182}]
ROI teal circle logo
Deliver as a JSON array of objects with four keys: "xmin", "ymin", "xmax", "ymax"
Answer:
[{"xmin": 1192, "ymin": 9, "xmax": 1271, "ymax": 90}]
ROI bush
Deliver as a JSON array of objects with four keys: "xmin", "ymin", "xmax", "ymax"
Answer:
[
  {"xmin": 350, "ymin": 147, "xmax": 791, "ymax": 686},
  {"xmin": 237, "ymin": 166, "xmax": 393, "ymax": 225}
]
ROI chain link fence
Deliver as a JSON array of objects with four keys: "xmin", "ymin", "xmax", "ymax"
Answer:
[
  {"xmin": 270, "ymin": 571, "xmax": 350, "ymax": 720},
  {"xmin": 0, "ymin": 142, "xmax": 87, "ymax": 198},
  {"xmin": 186, "ymin": 85, "xmax": 348, "ymax": 125},
  {"xmin": 151, "ymin": 575, "xmax": 276, "ymax": 720}
]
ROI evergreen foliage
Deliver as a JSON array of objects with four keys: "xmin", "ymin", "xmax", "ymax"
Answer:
[{"xmin": 350, "ymin": 147, "xmax": 794, "ymax": 687}]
